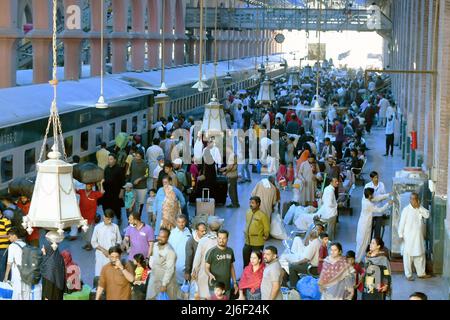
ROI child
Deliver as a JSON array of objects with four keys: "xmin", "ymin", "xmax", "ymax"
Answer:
[
  {"xmin": 132, "ymin": 253, "xmax": 150, "ymax": 300},
  {"xmin": 123, "ymin": 182, "xmax": 136, "ymax": 218},
  {"xmin": 286, "ymin": 162, "xmax": 295, "ymax": 189},
  {"xmin": 209, "ymin": 282, "xmax": 228, "ymax": 300},
  {"xmin": 146, "ymin": 189, "xmax": 157, "ymax": 229},
  {"xmin": 346, "ymin": 250, "xmax": 364, "ymax": 301},
  {"xmin": 277, "ymin": 161, "xmax": 287, "ymax": 190}
]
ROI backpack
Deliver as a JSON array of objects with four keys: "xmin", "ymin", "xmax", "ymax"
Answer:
[
  {"xmin": 363, "ymin": 260, "xmax": 391, "ymax": 295},
  {"xmin": 12, "ymin": 242, "xmax": 43, "ymax": 286},
  {"xmin": 11, "ymin": 207, "xmax": 28, "ymax": 238},
  {"xmin": 117, "ymin": 149, "xmax": 128, "ymax": 168}
]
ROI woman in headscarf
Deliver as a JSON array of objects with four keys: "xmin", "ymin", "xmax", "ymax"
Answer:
[
  {"xmin": 362, "ymin": 237, "xmax": 392, "ymax": 300},
  {"xmin": 238, "ymin": 251, "xmax": 265, "ymax": 300},
  {"xmin": 318, "ymin": 242, "xmax": 355, "ymax": 300},
  {"xmin": 61, "ymin": 250, "xmax": 82, "ymax": 294},
  {"xmin": 154, "ymin": 174, "xmax": 185, "ymax": 234},
  {"xmin": 41, "ymin": 240, "xmax": 66, "ymax": 300}
]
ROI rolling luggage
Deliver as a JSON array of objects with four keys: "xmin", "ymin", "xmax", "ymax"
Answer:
[
  {"xmin": 196, "ymin": 189, "xmax": 215, "ymax": 216},
  {"xmin": 215, "ymin": 175, "xmax": 228, "ymax": 206}
]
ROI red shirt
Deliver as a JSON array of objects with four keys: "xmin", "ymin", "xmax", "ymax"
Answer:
[
  {"xmin": 318, "ymin": 244, "xmax": 328, "ymax": 274},
  {"xmin": 353, "ymin": 263, "xmax": 365, "ymax": 292},
  {"xmin": 17, "ymin": 202, "xmax": 40, "ymax": 242},
  {"xmin": 76, "ymin": 190, "xmax": 103, "ymax": 224}
]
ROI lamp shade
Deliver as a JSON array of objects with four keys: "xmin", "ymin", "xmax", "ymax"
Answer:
[
  {"xmin": 201, "ymin": 95, "xmax": 228, "ymax": 137},
  {"xmin": 24, "ymin": 146, "xmax": 88, "ymax": 234},
  {"xmin": 256, "ymin": 76, "xmax": 275, "ymax": 105},
  {"xmin": 310, "ymin": 99, "xmax": 324, "ymax": 113},
  {"xmin": 222, "ymin": 72, "xmax": 233, "ymax": 85},
  {"xmin": 287, "ymin": 71, "xmax": 300, "ymax": 88},
  {"xmin": 302, "ymin": 65, "xmax": 313, "ymax": 78}
]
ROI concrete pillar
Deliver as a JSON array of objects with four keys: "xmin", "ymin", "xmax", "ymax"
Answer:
[
  {"xmin": 130, "ymin": 0, "xmax": 146, "ymax": 71},
  {"xmin": 163, "ymin": 0, "xmax": 174, "ymax": 66},
  {"xmin": 416, "ymin": 0, "xmax": 428, "ymax": 161},
  {"xmin": 232, "ymin": 30, "xmax": 239, "ymax": 59},
  {"xmin": 60, "ymin": 0, "xmax": 85, "ymax": 81},
  {"xmin": 89, "ymin": 0, "xmax": 106, "ymax": 77},
  {"xmin": 111, "ymin": 0, "xmax": 129, "ymax": 73},
  {"xmin": 174, "ymin": 0, "xmax": 186, "ymax": 66},
  {"xmin": 193, "ymin": 28, "xmax": 200, "ymax": 64},
  {"xmin": 147, "ymin": 0, "xmax": 160, "ymax": 69},
  {"xmin": 27, "ymin": 0, "xmax": 52, "ymax": 84},
  {"xmin": 186, "ymin": 29, "xmax": 195, "ymax": 64},
  {"xmin": 434, "ymin": 0, "xmax": 450, "ymax": 196},
  {"xmin": 222, "ymin": 30, "xmax": 230, "ymax": 61},
  {"xmin": 423, "ymin": 0, "xmax": 438, "ymax": 170},
  {"xmin": 0, "ymin": 0, "xmax": 22, "ymax": 87}
]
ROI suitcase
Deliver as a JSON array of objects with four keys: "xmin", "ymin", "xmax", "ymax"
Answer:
[
  {"xmin": 215, "ymin": 175, "xmax": 228, "ymax": 206},
  {"xmin": 196, "ymin": 189, "xmax": 215, "ymax": 216}
]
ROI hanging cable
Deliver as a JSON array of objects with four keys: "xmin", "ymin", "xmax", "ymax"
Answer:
[{"xmin": 38, "ymin": 0, "xmax": 67, "ymax": 162}]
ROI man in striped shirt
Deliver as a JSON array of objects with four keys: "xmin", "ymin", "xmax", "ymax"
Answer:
[{"xmin": 0, "ymin": 208, "xmax": 12, "ymax": 281}]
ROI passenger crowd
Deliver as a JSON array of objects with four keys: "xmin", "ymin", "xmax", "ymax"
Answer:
[{"xmin": 0, "ymin": 65, "xmax": 431, "ymax": 301}]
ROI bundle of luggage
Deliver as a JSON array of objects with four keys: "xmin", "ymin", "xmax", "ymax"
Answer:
[
  {"xmin": 73, "ymin": 162, "xmax": 104, "ymax": 184},
  {"xmin": 8, "ymin": 177, "xmax": 36, "ymax": 198}
]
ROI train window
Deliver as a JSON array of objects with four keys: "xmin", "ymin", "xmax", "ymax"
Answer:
[
  {"xmin": 1, "ymin": 155, "xmax": 13, "ymax": 183},
  {"xmin": 108, "ymin": 123, "xmax": 116, "ymax": 141},
  {"xmin": 132, "ymin": 116, "xmax": 138, "ymax": 133},
  {"xmin": 121, "ymin": 119, "xmax": 127, "ymax": 132},
  {"xmin": 142, "ymin": 114, "xmax": 147, "ymax": 131},
  {"xmin": 24, "ymin": 148, "xmax": 36, "ymax": 174},
  {"xmin": 80, "ymin": 131, "xmax": 89, "ymax": 152},
  {"xmin": 64, "ymin": 136, "xmax": 73, "ymax": 157},
  {"xmin": 95, "ymin": 127, "xmax": 103, "ymax": 146}
]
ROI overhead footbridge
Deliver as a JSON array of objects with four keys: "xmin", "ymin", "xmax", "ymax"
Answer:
[{"xmin": 185, "ymin": 7, "xmax": 392, "ymax": 38}]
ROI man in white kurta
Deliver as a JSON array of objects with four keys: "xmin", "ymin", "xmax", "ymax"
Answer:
[
  {"xmin": 91, "ymin": 212, "xmax": 122, "ymax": 277},
  {"xmin": 146, "ymin": 142, "xmax": 164, "ymax": 189},
  {"xmin": 4, "ymin": 231, "xmax": 32, "ymax": 300},
  {"xmin": 355, "ymin": 189, "xmax": 390, "ymax": 263},
  {"xmin": 365, "ymin": 172, "xmax": 390, "ymax": 239},
  {"xmin": 168, "ymin": 215, "xmax": 192, "ymax": 285},
  {"xmin": 191, "ymin": 230, "xmax": 219, "ymax": 299},
  {"xmin": 316, "ymin": 178, "xmax": 339, "ymax": 240},
  {"xmin": 251, "ymin": 178, "xmax": 278, "ymax": 223},
  {"xmin": 146, "ymin": 228, "xmax": 179, "ymax": 300},
  {"xmin": 398, "ymin": 193, "xmax": 431, "ymax": 280}
]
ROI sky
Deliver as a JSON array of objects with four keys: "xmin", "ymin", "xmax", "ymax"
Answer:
[{"xmin": 280, "ymin": 29, "xmax": 384, "ymax": 69}]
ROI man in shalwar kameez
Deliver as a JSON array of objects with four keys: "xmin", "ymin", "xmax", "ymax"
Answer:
[
  {"xmin": 398, "ymin": 192, "xmax": 431, "ymax": 281},
  {"xmin": 168, "ymin": 215, "xmax": 192, "ymax": 284},
  {"xmin": 146, "ymin": 228, "xmax": 179, "ymax": 300},
  {"xmin": 251, "ymin": 178, "xmax": 278, "ymax": 223},
  {"xmin": 191, "ymin": 217, "xmax": 223, "ymax": 299}
]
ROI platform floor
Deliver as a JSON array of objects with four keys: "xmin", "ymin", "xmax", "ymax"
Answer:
[{"xmin": 56, "ymin": 125, "xmax": 447, "ymax": 300}]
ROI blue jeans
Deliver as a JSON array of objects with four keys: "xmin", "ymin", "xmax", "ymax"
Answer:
[
  {"xmin": 246, "ymin": 288, "xmax": 261, "ymax": 300},
  {"xmin": 239, "ymin": 160, "xmax": 251, "ymax": 181},
  {"xmin": 0, "ymin": 248, "xmax": 8, "ymax": 281}
]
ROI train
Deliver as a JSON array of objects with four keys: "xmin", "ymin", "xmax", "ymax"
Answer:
[{"xmin": 0, "ymin": 55, "xmax": 287, "ymax": 193}]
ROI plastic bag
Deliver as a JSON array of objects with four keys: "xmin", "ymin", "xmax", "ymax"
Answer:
[
  {"xmin": 270, "ymin": 210, "xmax": 288, "ymax": 240},
  {"xmin": 180, "ymin": 280, "xmax": 190, "ymax": 300},
  {"xmin": 296, "ymin": 276, "xmax": 321, "ymax": 300},
  {"xmin": 189, "ymin": 281, "xmax": 199, "ymax": 300},
  {"xmin": 156, "ymin": 291, "xmax": 170, "ymax": 300}
]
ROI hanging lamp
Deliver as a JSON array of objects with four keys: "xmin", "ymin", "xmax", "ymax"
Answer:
[
  {"xmin": 192, "ymin": 0, "xmax": 208, "ymax": 91},
  {"xmin": 310, "ymin": 0, "xmax": 324, "ymax": 114},
  {"xmin": 287, "ymin": 70, "xmax": 300, "ymax": 88},
  {"xmin": 23, "ymin": 0, "xmax": 88, "ymax": 250},
  {"xmin": 95, "ymin": 0, "xmax": 108, "ymax": 108},
  {"xmin": 155, "ymin": 0, "xmax": 170, "ymax": 104},
  {"xmin": 256, "ymin": 75, "xmax": 275, "ymax": 105},
  {"xmin": 202, "ymin": 0, "xmax": 228, "ymax": 137}
]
